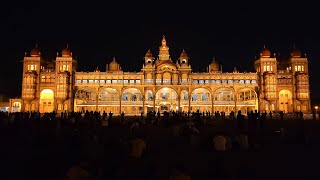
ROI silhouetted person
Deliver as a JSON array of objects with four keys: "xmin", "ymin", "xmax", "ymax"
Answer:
[{"xmin": 279, "ymin": 111, "xmax": 284, "ymax": 121}]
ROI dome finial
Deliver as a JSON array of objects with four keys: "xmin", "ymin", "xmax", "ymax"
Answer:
[
  {"xmin": 263, "ymin": 44, "xmax": 266, "ymax": 49},
  {"xmin": 293, "ymin": 43, "xmax": 296, "ymax": 49},
  {"xmin": 162, "ymin": 35, "xmax": 166, "ymax": 46},
  {"xmin": 66, "ymin": 43, "xmax": 69, "ymax": 49}
]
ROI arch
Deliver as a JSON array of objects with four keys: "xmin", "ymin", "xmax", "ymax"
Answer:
[
  {"xmin": 98, "ymin": 88, "xmax": 119, "ymax": 101},
  {"xmin": 236, "ymin": 87, "xmax": 258, "ymax": 100},
  {"xmin": 155, "ymin": 87, "xmax": 178, "ymax": 100},
  {"xmin": 212, "ymin": 87, "xmax": 235, "ymax": 113},
  {"xmin": 122, "ymin": 88, "xmax": 143, "ymax": 101},
  {"xmin": 213, "ymin": 87, "xmax": 235, "ymax": 101},
  {"xmin": 236, "ymin": 88, "xmax": 258, "ymax": 113},
  {"xmin": 279, "ymin": 89, "xmax": 292, "ymax": 113},
  {"xmin": 75, "ymin": 88, "xmax": 97, "ymax": 104},
  {"xmin": 40, "ymin": 89, "xmax": 54, "ymax": 113},
  {"xmin": 191, "ymin": 88, "xmax": 211, "ymax": 101}
]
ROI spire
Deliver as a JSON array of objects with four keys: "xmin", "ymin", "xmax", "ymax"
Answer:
[
  {"xmin": 158, "ymin": 35, "xmax": 170, "ymax": 61},
  {"xmin": 161, "ymin": 35, "xmax": 167, "ymax": 47},
  {"xmin": 263, "ymin": 44, "xmax": 266, "ymax": 49},
  {"xmin": 66, "ymin": 43, "xmax": 69, "ymax": 49}
]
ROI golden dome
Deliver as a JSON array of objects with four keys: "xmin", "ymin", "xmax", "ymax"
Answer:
[
  {"xmin": 210, "ymin": 57, "xmax": 219, "ymax": 71},
  {"xmin": 260, "ymin": 46, "xmax": 271, "ymax": 57},
  {"xmin": 30, "ymin": 47, "xmax": 40, "ymax": 57},
  {"xmin": 290, "ymin": 48, "xmax": 301, "ymax": 57},
  {"xmin": 109, "ymin": 57, "xmax": 119, "ymax": 71},
  {"xmin": 62, "ymin": 48, "xmax": 72, "ymax": 57}
]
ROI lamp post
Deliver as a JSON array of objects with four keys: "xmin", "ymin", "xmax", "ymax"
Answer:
[{"xmin": 315, "ymin": 106, "xmax": 318, "ymax": 120}]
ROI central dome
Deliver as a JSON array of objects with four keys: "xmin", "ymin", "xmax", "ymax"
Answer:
[
  {"xmin": 109, "ymin": 58, "xmax": 119, "ymax": 71},
  {"xmin": 30, "ymin": 47, "xmax": 40, "ymax": 57},
  {"xmin": 290, "ymin": 48, "xmax": 301, "ymax": 57},
  {"xmin": 62, "ymin": 48, "xmax": 72, "ymax": 57},
  {"xmin": 260, "ymin": 48, "xmax": 271, "ymax": 58}
]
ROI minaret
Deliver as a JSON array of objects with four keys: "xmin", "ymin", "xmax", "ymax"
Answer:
[{"xmin": 158, "ymin": 35, "xmax": 170, "ymax": 61}]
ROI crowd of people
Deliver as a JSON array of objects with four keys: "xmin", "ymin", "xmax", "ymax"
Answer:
[{"xmin": 0, "ymin": 109, "xmax": 318, "ymax": 180}]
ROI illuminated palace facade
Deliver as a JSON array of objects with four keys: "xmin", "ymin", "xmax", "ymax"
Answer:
[{"xmin": 15, "ymin": 36, "xmax": 311, "ymax": 114}]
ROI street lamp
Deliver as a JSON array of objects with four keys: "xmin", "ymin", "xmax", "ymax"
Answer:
[{"xmin": 315, "ymin": 106, "xmax": 318, "ymax": 113}]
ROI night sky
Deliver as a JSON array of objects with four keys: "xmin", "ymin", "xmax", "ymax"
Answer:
[{"xmin": 1, "ymin": 2, "xmax": 319, "ymax": 102}]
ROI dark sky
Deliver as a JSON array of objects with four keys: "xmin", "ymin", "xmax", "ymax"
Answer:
[{"xmin": 1, "ymin": 1, "xmax": 319, "ymax": 100}]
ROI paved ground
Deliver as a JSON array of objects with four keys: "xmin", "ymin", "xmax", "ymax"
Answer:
[{"xmin": 1, "ymin": 117, "xmax": 320, "ymax": 180}]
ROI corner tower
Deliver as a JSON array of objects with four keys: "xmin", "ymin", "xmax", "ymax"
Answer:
[
  {"xmin": 254, "ymin": 45, "xmax": 278, "ymax": 112},
  {"xmin": 21, "ymin": 45, "xmax": 43, "ymax": 111},
  {"xmin": 55, "ymin": 44, "xmax": 78, "ymax": 112}
]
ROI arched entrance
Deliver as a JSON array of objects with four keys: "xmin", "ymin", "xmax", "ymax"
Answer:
[
  {"xmin": 122, "ymin": 88, "xmax": 143, "ymax": 115},
  {"xmin": 40, "ymin": 89, "xmax": 54, "ymax": 113},
  {"xmin": 213, "ymin": 88, "xmax": 235, "ymax": 114},
  {"xmin": 98, "ymin": 88, "xmax": 119, "ymax": 113},
  {"xmin": 236, "ymin": 88, "xmax": 258, "ymax": 114},
  {"xmin": 155, "ymin": 87, "xmax": 178, "ymax": 113},
  {"xmin": 279, "ymin": 90, "xmax": 292, "ymax": 113},
  {"xmin": 191, "ymin": 88, "xmax": 211, "ymax": 113},
  {"xmin": 75, "ymin": 88, "xmax": 97, "ymax": 112}
]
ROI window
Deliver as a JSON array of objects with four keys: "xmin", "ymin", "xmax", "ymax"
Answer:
[
  {"xmin": 112, "ymin": 80, "xmax": 117, "ymax": 84},
  {"xmin": 193, "ymin": 80, "xmax": 198, "ymax": 84},
  {"xmin": 129, "ymin": 80, "xmax": 135, "ymax": 84},
  {"xmin": 76, "ymin": 79, "xmax": 81, "ymax": 83},
  {"xmin": 136, "ymin": 79, "xmax": 141, "ymax": 84},
  {"xmin": 301, "ymin": 66, "xmax": 304, "ymax": 71},
  {"xmin": 106, "ymin": 80, "xmax": 111, "ymax": 84},
  {"xmin": 163, "ymin": 79, "xmax": 170, "ymax": 83},
  {"xmin": 145, "ymin": 79, "xmax": 153, "ymax": 83},
  {"xmin": 199, "ymin": 80, "xmax": 204, "ymax": 84},
  {"xmin": 99, "ymin": 80, "xmax": 105, "ymax": 83},
  {"xmin": 181, "ymin": 79, "xmax": 188, "ymax": 83},
  {"xmin": 124, "ymin": 80, "xmax": 129, "ymax": 84}
]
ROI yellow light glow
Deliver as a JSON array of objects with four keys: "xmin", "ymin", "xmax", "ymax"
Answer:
[{"xmin": 315, "ymin": 106, "xmax": 318, "ymax": 110}]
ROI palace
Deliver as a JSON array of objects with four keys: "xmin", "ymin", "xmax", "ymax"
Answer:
[{"xmin": 10, "ymin": 36, "xmax": 311, "ymax": 114}]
